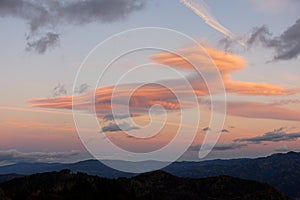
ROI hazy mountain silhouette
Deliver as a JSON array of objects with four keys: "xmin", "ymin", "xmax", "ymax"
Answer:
[
  {"xmin": 0, "ymin": 151, "xmax": 299, "ymax": 198},
  {"xmin": 165, "ymin": 151, "xmax": 300, "ymax": 198}
]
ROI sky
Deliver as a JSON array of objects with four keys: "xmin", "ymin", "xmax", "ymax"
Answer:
[{"xmin": 0, "ymin": 0, "xmax": 300, "ymax": 165}]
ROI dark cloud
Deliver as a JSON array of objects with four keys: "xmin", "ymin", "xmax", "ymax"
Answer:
[
  {"xmin": 202, "ymin": 127, "xmax": 211, "ymax": 132},
  {"xmin": 75, "ymin": 83, "xmax": 91, "ymax": 94},
  {"xmin": 234, "ymin": 129, "xmax": 300, "ymax": 144},
  {"xmin": 189, "ymin": 143, "xmax": 247, "ymax": 152},
  {"xmin": 201, "ymin": 128, "xmax": 229, "ymax": 133},
  {"xmin": 0, "ymin": 0, "xmax": 148, "ymax": 54},
  {"xmin": 26, "ymin": 32, "xmax": 60, "ymax": 54},
  {"xmin": 247, "ymin": 18, "xmax": 300, "ymax": 61},
  {"xmin": 103, "ymin": 114, "xmax": 133, "ymax": 121},
  {"xmin": 219, "ymin": 37, "xmax": 234, "ymax": 52},
  {"xmin": 219, "ymin": 129, "xmax": 229, "ymax": 133},
  {"xmin": 0, "ymin": 149, "xmax": 80, "ymax": 165},
  {"xmin": 53, "ymin": 83, "xmax": 67, "ymax": 97},
  {"xmin": 219, "ymin": 18, "xmax": 300, "ymax": 61},
  {"xmin": 247, "ymin": 25, "xmax": 271, "ymax": 46},
  {"xmin": 100, "ymin": 122, "xmax": 139, "ymax": 133},
  {"xmin": 212, "ymin": 143, "xmax": 247, "ymax": 151}
]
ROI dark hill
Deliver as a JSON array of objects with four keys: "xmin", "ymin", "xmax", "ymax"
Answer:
[{"xmin": 0, "ymin": 170, "xmax": 290, "ymax": 200}]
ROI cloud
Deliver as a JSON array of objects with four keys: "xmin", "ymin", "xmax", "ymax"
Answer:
[
  {"xmin": 29, "ymin": 83, "xmax": 189, "ymax": 115},
  {"xmin": 234, "ymin": 129, "xmax": 300, "ymax": 144},
  {"xmin": 275, "ymin": 145, "xmax": 290, "ymax": 152},
  {"xmin": 201, "ymin": 127, "xmax": 228, "ymax": 133},
  {"xmin": 29, "ymin": 46, "xmax": 298, "ymax": 122},
  {"xmin": 52, "ymin": 83, "xmax": 67, "ymax": 97},
  {"xmin": 212, "ymin": 143, "xmax": 247, "ymax": 151},
  {"xmin": 75, "ymin": 83, "xmax": 91, "ymax": 94},
  {"xmin": 0, "ymin": 149, "xmax": 80, "ymax": 165},
  {"xmin": 219, "ymin": 129, "xmax": 229, "ymax": 133},
  {"xmin": 26, "ymin": 32, "xmax": 60, "ymax": 54},
  {"xmin": 179, "ymin": 0, "xmax": 246, "ymax": 47},
  {"xmin": 225, "ymin": 101, "xmax": 300, "ymax": 121},
  {"xmin": 103, "ymin": 113, "xmax": 134, "ymax": 121},
  {"xmin": 100, "ymin": 122, "xmax": 139, "ymax": 133},
  {"xmin": 151, "ymin": 46, "xmax": 295, "ymax": 96},
  {"xmin": 202, "ymin": 127, "xmax": 211, "ymax": 131},
  {"xmin": 0, "ymin": 0, "xmax": 148, "ymax": 53},
  {"xmin": 247, "ymin": 18, "xmax": 300, "ymax": 61},
  {"xmin": 151, "ymin": 46, "xmax": 246, "ymax": 73},
  {"xmin": 189, "ymin": 142, "xmax": 247, "ymax": 151}
]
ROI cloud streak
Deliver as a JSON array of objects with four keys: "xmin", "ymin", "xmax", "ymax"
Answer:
[{"xmin": 180, "ymin": 0, "xmax": 246, "ymax": 47}]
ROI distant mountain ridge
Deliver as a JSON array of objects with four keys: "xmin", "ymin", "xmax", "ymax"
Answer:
[
  {"xmin": 0, "ymin": 170, "xmax": 290, "ymax": 200},
  {"xmin": 165, "ymin": 151, "xmax": 300, "ymax": 198},
  {"xmin": 0, "ymin": 151, "xmax": 299, "ymax": 198}
]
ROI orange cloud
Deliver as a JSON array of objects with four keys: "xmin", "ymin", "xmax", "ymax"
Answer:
[
  {"xmin": 151, "ymin": 46, "xmax": 294, "ymax": 96},
  {"xmin": 151, "ymin": 46, "xmax": 246, "ymax": 73},
  {"xmin": 29, "ymin": 83, "xmax": 196, "ymax": 116},
  {"xmin": 225, "ymin": 80, "xmax": 289, "ymax": 96},
  {"xmin": 226, "ymin": 101, "xmax": 300, "ymax": 121},
  {"xmin": 29, "ymin": 45, "xmax": 298, "ymax": 123}
]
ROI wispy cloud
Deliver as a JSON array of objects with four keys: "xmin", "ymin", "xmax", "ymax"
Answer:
[
  {"xmin": 212, "ymin": 143, "xmax": 247, "ymax": 151},
  {"xmin": 192, "ymin": 128, "xmax": 300, "ymax": 152},
  {"xmin": 191, "ymin": 128, "xmax": 300, "ymax": 152},
  {"xmin": 75, "ymin": 83, "xmax": 91, "ymax": 94},
  {"xmin": 0, "ymin": 149, "xmax": 80, "ymax": 165},
  {"xmin": 0, "ymin": 0, "xmax": 148, "ymax": 54},
  {"xmin": 52, "ymin": 83, "xmax": 67, "ymax": 97},
  {"xmin": 189, "ymin": 142, "xmax": 247, "ymax": 151},
  {"xmin": 234, "ymin": 129, "xmax": 300, "ymax": 144},
  {"xmin": 100, "ymin": 122, "xmax": 139, "ymax": 133},
  {"xmin": 103, "ymin": 113, "xmax": 134, "ymax": 122},
  {"xmin": 218, "ymin": 129, "xmax": 229, "ymax": 133}
]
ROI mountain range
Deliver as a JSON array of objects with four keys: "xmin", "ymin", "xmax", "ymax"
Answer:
[{"xmin": 0, "ymin": 151, "xmax": 299, "ymax": 198}]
